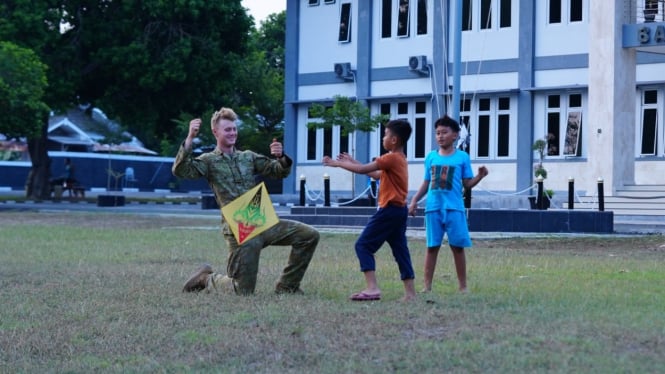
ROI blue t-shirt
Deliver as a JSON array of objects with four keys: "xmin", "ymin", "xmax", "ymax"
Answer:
[{"xmin": 423, "ymin": 149, "xmax": 474, "ymax": 212}]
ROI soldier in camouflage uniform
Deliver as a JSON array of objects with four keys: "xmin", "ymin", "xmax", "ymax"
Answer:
[{"xmin": 173, "ymin": 107, "xmax": 320, "ymax": 295}]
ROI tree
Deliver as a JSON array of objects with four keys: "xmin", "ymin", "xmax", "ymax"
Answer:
[
  {"xmin": 58, "ymin": 0, "xmax": 253, "ymax": 152},
  {"xmin": 0, "ymin": 42, "xmax": 52, "ymax": 198},
  {"xmin": 307, "ymin": 95, "xmax": 388, "ymax": 139},
  {"xmin": 0, "ymin": 42, "xmax": 50, "ymax": 140},
  {"xmin": 0, "ymin": 1, "xmax": 75, "ymax": 198},
  {"xmin": 230, "ymin": 11, "xmax": 286, "ymax": 153}
]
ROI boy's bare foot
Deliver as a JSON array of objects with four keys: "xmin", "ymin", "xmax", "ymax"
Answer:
[
  {"xmin": 419, "ymin": 288, "xmax": 432, "ymax": 293},
  {"xmin": 401, "ymin": 294, "xmax": 417, "ymax": 302}
]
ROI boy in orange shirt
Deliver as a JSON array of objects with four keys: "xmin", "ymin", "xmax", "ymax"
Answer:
[{"xmin": 323, "ymin": 119, "xmax": 416, "ymax": 302}]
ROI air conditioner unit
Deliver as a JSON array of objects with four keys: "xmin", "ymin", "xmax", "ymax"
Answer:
[
  {"xmin": 334, "ymin": 62, "xmax": 353, "ymax": 80},
  {"xmin": 408, "ymin": 55, "xmax": 428, "ymax": 74}
]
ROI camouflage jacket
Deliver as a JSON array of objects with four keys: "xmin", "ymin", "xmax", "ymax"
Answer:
[{"xmin": 172, "ymin": 145, "xmax": 292, "ymax": 211}]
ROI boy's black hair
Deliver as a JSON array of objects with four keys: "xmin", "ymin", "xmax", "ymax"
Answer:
[
  {"xmin": 434, "ymin": 115, "xmax": 461, "ymax": 133},
  {"xmin": 385, "ymin": 119, "xmax": 412, "ymax": 144}
]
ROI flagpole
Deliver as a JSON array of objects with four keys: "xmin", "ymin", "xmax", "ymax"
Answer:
[{"xmin": 451, "ymin": 0, "xmax": 462, "ymax": 122}]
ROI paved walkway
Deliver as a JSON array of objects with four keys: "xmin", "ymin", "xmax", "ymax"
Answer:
[{"xmin": 1, "ymin": 190, "xmax": 664, "ymax": 236}]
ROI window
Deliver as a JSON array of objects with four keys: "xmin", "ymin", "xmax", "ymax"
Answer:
[
  {"xmin": 416, "ymin": 0, "xmax": 427, "ymax": 35},
  {"xmin": 375, "ymin": 100, "xmax": 430, "ymax": 159},
  {"xmin": 499, "ymin": 0, "xmax": 512, "ymax": 28},
  {"xmin": 397, "ymin": 0, "xmax": 410, "ymax": 37},
  {"xmin": 385, "ymin": 0, "xmax": 428, "ymax": 38},
  {"xmin": 640, "ymin": 90, "xmax": 659, "ymax": 155},
  {"xmin": 324, "ymin": 0, "xmax": 335, "ymax": 4},
  {"xmin": 461, "ymin": 96, "xmax": 515, "ymax": 159},
  {"xmin": 462, "ymin": 0, "xmax": 472, "ymax": 31},
  {"xmin": 305, "ymin": 106, "xmax": 351, "ymax": 161},
  {"xmin": 309, "ymin": 0, "xmax": 320, "ymax": 5},
  {"xmin": 464, "ymin": 0, "xmax": 511, "ymax": 31},
  {"xmin": 549, "ymin": 0, "xmax": 562, "ymax": 24},
  {"xmin": 338, "ymin": 2, "xmax": 351, "ymax": 43},
  {"xmin": 480, "ymin": 0, "xmax": 492, "ymax": 30},
  {"xmin": 381, "ymin": 0, "xmax": 392, "ymax": 38},
  {"xmin": 545, "ymin": 93, "xmax": 583, "ymax": 157},
  {"xmin": 549, "ymin": 0, "xmax": 584, "ymax": 24},
  {"xmin": 570, "ymin": 0, "xmax": 582, "ymax": 22}
]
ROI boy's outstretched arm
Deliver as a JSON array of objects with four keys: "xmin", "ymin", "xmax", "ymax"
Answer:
[
  {"xmin": 336, "ymin": 153, "xmax": 381, "ymax": 179},
  {"xmin": 463, "ymin": 166, "xmax": 489, "ymax": 189},
  {"xmin": 323, "ymin": 156, "xmax": 378, "ymax": 175}
]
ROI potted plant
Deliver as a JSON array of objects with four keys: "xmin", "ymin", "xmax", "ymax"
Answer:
[
  {"xmin": 532, "ymin": 138, "xmax": 548, "ymax": 179},
  {"xmin": 529, "ymin": 137, "xmax": 552, "ymax": 209}
]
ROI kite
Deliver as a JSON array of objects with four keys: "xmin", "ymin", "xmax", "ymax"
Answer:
[{"xmin": 221, "ymin": 182, "xmax": 279, "ymax": 244}]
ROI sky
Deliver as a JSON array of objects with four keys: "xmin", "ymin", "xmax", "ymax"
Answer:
[{"xmin": 242, "ymin": 0, "xmax": 286, "ymax": 24}]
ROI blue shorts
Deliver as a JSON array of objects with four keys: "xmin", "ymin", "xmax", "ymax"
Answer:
[{"xmin": 425, "ymin": 209, "xmax": 472, "ymax": 248}]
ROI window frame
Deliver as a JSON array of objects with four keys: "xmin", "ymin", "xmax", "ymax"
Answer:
[
  {"xmin": 639, "ymin": 88, "xmax": 661, "ymax": 156},
  {"xmin": 372, "ymin": 100, "xmax": 431, "ymax": 161},
  {"xmin": 460, "ymin": 95, "xmax": 516, "ymax": 160},
  {"xmin": 304, "ymin": 106, "xmax": 352, "ymax": 162},
  {"xmin": 543, "ymin": 92, "xmax": 584, "ymax": 158},
  {"xmin": 338, "ymin": 2, "xmax": 352, "ymax": 43}
]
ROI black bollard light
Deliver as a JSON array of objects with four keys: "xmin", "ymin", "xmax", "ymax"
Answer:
[
  {"xmin": 299, "ymin": 175, "xmax": 306, "ymax": 206},
  {"xmin": 597, "ymin": 178, "xmax": 604, "ymax": 212},
  {"xmin": 324, "ymin": 174, "xmax": 330, "ymax": 207},
  {"xmin": 568, "ymin": 177, "xmax": 574, "ymax": 210}
]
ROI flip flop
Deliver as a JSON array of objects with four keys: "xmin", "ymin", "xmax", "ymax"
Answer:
[{"xmin": 349, "ymin": 291, "xmax": 381, "ymax": 301}]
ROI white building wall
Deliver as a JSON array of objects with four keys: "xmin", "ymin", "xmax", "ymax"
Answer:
[
  {"xmin": 298, "ymin": 2, "xmax": 357, "ymax": 74},
  {"xmin": 534, "ymin": 1, "xmax": 589, "ymax": 56},
  {"xmin": 534, "ymin": 68, "xmax": 588, "ymax": 88}
]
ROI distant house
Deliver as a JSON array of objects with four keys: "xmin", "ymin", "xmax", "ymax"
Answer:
[{"xmin": 48, "ymin": 106, "xmax": 157, "ymax": 155}]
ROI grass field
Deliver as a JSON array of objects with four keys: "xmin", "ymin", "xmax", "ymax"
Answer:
[{"xmin": 1, "ymin": 211, "xmax": 664, "ymax": 373}]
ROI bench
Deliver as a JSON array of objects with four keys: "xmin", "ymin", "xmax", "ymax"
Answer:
[
  {"xmin": 51, "ymin": 179, "xmax": 85, "ymax": 199},
  {"xmin": 63, "ymin": 184, "xmax": 86, "ymax": 198}
]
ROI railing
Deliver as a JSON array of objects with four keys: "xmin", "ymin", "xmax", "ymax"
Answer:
[{"xmin": 629, "ymin": 0, "xmax": 665, "ymax": 23}]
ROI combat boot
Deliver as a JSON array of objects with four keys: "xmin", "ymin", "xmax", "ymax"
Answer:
[{"xmin": 182, "ymin": 263, "xmax": 213, "ymax": 292}]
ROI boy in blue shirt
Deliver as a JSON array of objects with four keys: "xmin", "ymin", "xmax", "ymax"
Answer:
[{"xmin": 408, "ymin": 115, "xmax": 488, "ymax": 293}]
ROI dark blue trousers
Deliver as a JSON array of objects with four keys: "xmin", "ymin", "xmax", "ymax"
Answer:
[{"xmin": 355, "ymin": 205, "xmax": 415, "ymax": 280}]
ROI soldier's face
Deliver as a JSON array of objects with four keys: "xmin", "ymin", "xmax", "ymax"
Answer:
[{"xmin": 213, "ymin": 119, "xmax": 238, "ymax": 147}]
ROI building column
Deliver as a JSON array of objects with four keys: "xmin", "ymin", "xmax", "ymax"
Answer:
[{"xmin": 587, "ymin": 0, "xmax": 636, "ymax": 194}]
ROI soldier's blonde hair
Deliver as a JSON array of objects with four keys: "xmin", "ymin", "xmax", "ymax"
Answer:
[{"xmin": 211, "ymin": 107, "xmax": 238, "ymax": 129}]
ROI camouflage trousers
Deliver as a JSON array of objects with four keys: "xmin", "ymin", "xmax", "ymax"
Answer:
[{"xmin": 220, "ymin": 219, "xmax": 319, "ymax": 295}]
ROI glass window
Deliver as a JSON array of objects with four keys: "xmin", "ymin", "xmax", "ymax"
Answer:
[
  {"xmin": 570, "ymin": 0, "xmax": 582, "ymax": 22},
  {"xmin": 307, "ymin": 127, "xmax": 317, "ymax": 160},
  {"xmin": 497, "ymin": 114, "xmax": 510, "ymax": 157},
  {"xmin": 382, "ymin": 0, "xmax": 392, "ymax": 38},
  {"xmin": 545, "ymin": 93, "xmax": 583, "ymax": 157},
  {"xmin": 397, "ymin": 0, "xmax": 410, "ymax": 37},
  {"xmin": 499, "ymin": 0, "xmax": 512, "ymax": 28},
  {"xmin": 477, "ymin": 115, "xmax": 490, "ymax": 157},
  {"xmin": 640, "ymin": 90, "xmax": 659, "ymax": 155},
  {"xmin": 547, "ymin": 112, "xmax": 560, "ymax": 156},
  {"xmin": 641, "ymin": 109, "xmax": 658, "ymax": 155},
  {"xmin": 338, "ymin": 3, "xmax": 352, "ymax": 42},
  {"xmin": 481, "ymin": 0, "xmax": 492, "ymax": 29},
  {"xmin": 417, "ymin": 0, "xmax": 427, "ymax": 35},
  {"xmin": 462, "ymin": 0, "xmax": 472, "ymax": 31},
  {"xmin": 323, "ymin": 127, "xmax": 333, "ymax": 157},
  {"xmin": 549, "ymin": 0, "xmax": 561, "ymax": 24},
  {"xmin": 376, "ymin": 101, "xmax": 429, "ymax": 159}
]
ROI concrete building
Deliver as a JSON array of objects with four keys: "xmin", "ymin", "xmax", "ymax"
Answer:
[{"xmin": 282, "ymin": 0, "xmax": 665, "ymax": 207}]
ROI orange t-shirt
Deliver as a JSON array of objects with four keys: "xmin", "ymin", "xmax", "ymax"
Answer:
[{"xmin": 375, "ymin": 152, "xmax": 408, "ymax": 208}]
